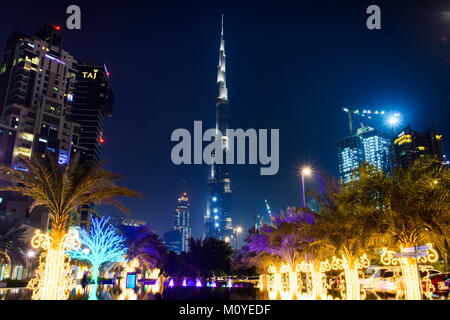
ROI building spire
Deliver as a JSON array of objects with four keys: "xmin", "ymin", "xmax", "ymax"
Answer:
[{"xmin": 217, "ymin": 15, "xmax": 228, "ymax": 101}]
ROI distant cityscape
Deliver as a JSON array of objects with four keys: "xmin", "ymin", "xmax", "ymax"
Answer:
[{"xmin": 0, "ymin": 19, "xmax": 447, "ymax": 279}]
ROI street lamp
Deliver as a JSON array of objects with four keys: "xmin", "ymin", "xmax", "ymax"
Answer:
[
  {"xmin": 235, "ymin": 226, "xmax": 242, "ymax": 253},
  {"xmin": 301, "ymin": 167, "xmax": 312, "ymax": 208},
  {"xmin": 300, "ymin": 167, "xmax": 313, "ymax": 295}
]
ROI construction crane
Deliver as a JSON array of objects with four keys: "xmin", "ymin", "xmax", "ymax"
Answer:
[
  {"xmin": 264, "ymin": 199, "xmax": 272, "ymax": 217},
  {"xmin": 342, "ymin": 107, "xmax": 401, "ymax": 135},
  {"xmin": 254, "ymin": 199, "xmax": 273, "ymax": 230}
]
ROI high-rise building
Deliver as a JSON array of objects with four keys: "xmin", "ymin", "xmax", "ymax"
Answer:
[
  {"xmin": 163, "ymin": 191, "xmax": 192, "ymax": 254},
  {"xmin": 0, "ymin": 24, "xmax": 86, "ymax": 230},
  {"xmin": 307, "ymin": 198, "xmax": 320, "ymax": 213},
  {"xmin": 338, "ymin": 125, "xmax": 391, "ymax": 183},
  {"xmin": 173, "ymin": 192, "xmax": 191, "ymax": 253},
  {"xmin": 204, "ymin": 16, "xmax": 234, "ymax": 244},
  {"xmin": 0, "ymin": 24, "xmax": 114, "ymax": 231},
  {"xmin": 0, "ymin": 24, "xmax": 85, "ymax": 171},
  {"xmin": 72, "ymin": 62, "xmax": 114, "ymax": 163},
  {"xmin": 72, "ymin": 62, "xmax": 114, "ymax": 230},
  {"xmin": 391, "ymin": 125, "xmax": 445, "ymax": 169}
]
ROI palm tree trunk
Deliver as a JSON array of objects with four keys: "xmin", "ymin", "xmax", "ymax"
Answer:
[
  {"xmin": 288, "ymin": 269, "xmax": 298, "ymax": 299},
  {"xmin": 343, "ymin": 265, "xmax": 361, "ymax": 300},
  {"xmin": 28, "ymin": 245, "xmax": 74, "ymax": 300},
  {"xmin": 310, "ymin": 264, "xmax": 326, "ymax": 300},
  {"xmin": 400, "ymin": 257, "xmax": 422, "ymax": 300},
  {"xmin": 27, "ymin": 221, "xmax": 78, "ymax": 300}
]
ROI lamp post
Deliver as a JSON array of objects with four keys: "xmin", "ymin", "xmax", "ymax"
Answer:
[
  {"xmin": 235, "ymin": 226, "xmax": 242, "ymax": 253},
  {"xmin": 301, "ymin": 167, "xmax": 312, "ymax": 208},
  {"xmin": 300, "ymin": 166, "xmax": 312, "ymax": 296}
]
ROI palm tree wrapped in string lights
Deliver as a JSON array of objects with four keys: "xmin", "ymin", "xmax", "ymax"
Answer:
[{"xmin": 0, "ymin": 156, "xmax": 140, "ymax": 300}]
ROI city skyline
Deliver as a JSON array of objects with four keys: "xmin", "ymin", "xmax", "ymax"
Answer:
[{"xmin": 0, "ymin": 0, "xmax": 448, "ymax": 244}]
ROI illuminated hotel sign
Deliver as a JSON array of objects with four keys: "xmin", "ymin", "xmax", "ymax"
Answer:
[{"xmin": 82, "ymin": 69, "xmax": 99, "ymax": 80}]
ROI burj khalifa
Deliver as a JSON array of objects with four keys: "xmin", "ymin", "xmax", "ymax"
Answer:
[{"xmin": 204, "ymin": 16, "xmax": 234, "ymax": 244}]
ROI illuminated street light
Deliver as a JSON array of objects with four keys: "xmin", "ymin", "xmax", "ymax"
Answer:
[
  {"xmin": 224, "ymin": 236, "xmax": 230, "ymax": 243},
  {"xmin": 301, "ymin": 167, "xmax": 312, "ymax": 176},
  {"xmin": 234, "ymin": 226, "xmax": 243, "ymax": 253},
  {"xmin": 300, "ymin": 166, "xmax": 313, "ymax": 208}
]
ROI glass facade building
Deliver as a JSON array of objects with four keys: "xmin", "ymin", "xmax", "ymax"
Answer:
[
  {"xmin": 338, "ymin": 125, "xmax": 391, "ymax": 183},
  {"xmin": 391, "ymin": 125, "xmax": 445, "ymax": 169}
]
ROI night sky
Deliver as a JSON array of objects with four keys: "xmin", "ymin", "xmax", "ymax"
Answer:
[{"xmin": 1, "ymin": 0, "xmax": 449, "ymax": 244}]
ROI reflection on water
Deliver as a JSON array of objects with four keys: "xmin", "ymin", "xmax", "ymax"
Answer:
[
  {"xmin": 3, "ymin": 285, "xmax": 444, "ymax": 300},
  {"xmin": 1, "ymin": 284, "xmax": 264, "ymax": 300}
]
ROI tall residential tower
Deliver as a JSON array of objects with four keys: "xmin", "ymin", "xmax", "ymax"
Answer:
[{"xmin": 0, "ymin": 24, "xmax": 114, "ymax": 231}]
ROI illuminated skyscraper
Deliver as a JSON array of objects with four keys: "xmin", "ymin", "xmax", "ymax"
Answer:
[
  {"xmin": 204, "ymin": 16, "xmax": 234, "ymax": 244},
  {"xmin": 174, "ymin": 192, "xmax": 191, "ymax": 253},
  {"xmin": 391, "ymin": 125, "xmax": 445, "ymax": 169},
  {"xmin": 0, "ymin": 24, "xmax": 85, "ymax": 169},
  {"xmin": 0, "ymin": 24, "xmax": 86, "ymax": 230},
  {"xmin": 0, "ymin": 25, "xmax": 114, "ymax": 231},
  {"xmin": 72, "ymin": 61, "xmax": 114, "ymax": 163},
  {"xmin": 163, "ymin": 191, "xmax": 191, "ymax": 254},
  {"xmin": 338, "ymin": 125, "xmax": 390, "ymax": 183}
]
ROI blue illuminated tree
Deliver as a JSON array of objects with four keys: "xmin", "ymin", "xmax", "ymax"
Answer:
[{"xmin": 68, "ymin": 216, "xmax": 127, "ymax": 284}]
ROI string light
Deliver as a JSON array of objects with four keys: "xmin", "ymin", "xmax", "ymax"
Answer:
[
  {"xmin": 380, "ymin": 244, "xmax": 439, "ymax": 300},
  {"xmin": 27, "ymin": 228, "xmax": 80, "ymax": 300},
  {"xmin": 67, "ymin": 217, "xmax": 127, "ymax": 284}
]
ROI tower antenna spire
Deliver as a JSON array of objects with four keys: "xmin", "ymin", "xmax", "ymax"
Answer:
[{"xmin": 217, "ymin": 14, "xmax": 227, "ymax": 101}]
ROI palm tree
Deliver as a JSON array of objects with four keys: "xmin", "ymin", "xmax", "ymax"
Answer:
[
  {"xmin": 0, "ymin": 155, "xmax": 140, "ymax": 300},
  {"xmin": 349, "ymin": 158, "xmax": 450, "ymax": 300},
  {"xmin": 0, "ymin": 217, "xmax": 28, "ymax": 266},
  {"xmin": 121, "ymin": 225, "xmax": 166, "ymax": 273},
  {"xmin": 247, "ymin": 209, "xmax": 311, "ymax": 299},
  {"xmin": 305, "ymin": 176, "xmax": 376, "ymax": 300}
]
